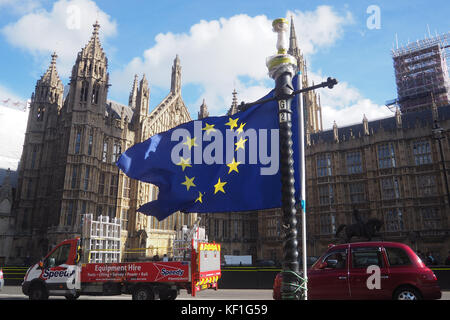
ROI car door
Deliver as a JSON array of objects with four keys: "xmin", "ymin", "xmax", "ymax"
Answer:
[
  {"xmin": 348, "ymin": 245, "xmax": 390, "ymax": 299},
  {"xmin": 308, "ymin": 248, "xmax": 350, "ymax": 299}
]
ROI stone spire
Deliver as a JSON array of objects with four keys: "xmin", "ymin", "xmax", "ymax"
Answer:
[
  {"xmin": 34, "ymin": 53, "xmax": 64, "ymax": 107},
  {"xmin": 135, "ymin": 73, "xmax": 150, "ymax": 120},
  {"xmin": 227, "ymin": 89, "xmax": 239, "ymax": 116},
  {"xmin": 129, "ymin": 74, "xmax": 139, "ymax": 109},
  {"xmin": 92, "ymin": 20, "xmax": 100, "ymax": 37},
  {"xmin": 85, "ymin": 21, "xmax": 103, "ymax": 55},
  {"xmin": 76, "ymin": 20, "xmax": 106, "ymax": 64},
  {"xmin": 63, "ymin": 19, "xmax": 108, "ymax": 116},
  {"xmin": 198, "ymin": 99, "xmax": 209, "ymax": 120},
  {"xmin": 140, "ymin": 73, "xmax": 148, "ymax": 91},
  {"xmin": 288, "ymin": 15, "xmax": 299, "ymax": 56},
  {"xmin": 333, "ymin": 121, "xmax": 339, "ymax": 142},
  {"xmin": 363, "ymin": 114, "xmax": 369, "ymax": 135},
  {"xmin": 171, "ymin": 54, "xmax": 182, "ymax": 94},
  {"xmin": 39, "ymin": 52, "xmax": 62, "ymax": 87}
]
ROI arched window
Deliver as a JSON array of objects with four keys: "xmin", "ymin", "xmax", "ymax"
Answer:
[
  {"xmin": 37, "ymin": 106, "xmax": 45, "ymax": 121},
  {"xmin": 80, "ymin": 81, "xmax": 89, "ymax": 102},
  {"xmin": 88, "ymin": 132, "xmax": 93, "ymax": 155},
  {"xmin": 92, "ymin": 82, "xmax": 100, "ymax": 104},
  {"xmin": 75, "ymin": 130, "xmax": 81, "ymax": 154},
  {"xmin": 102, "ymin": 140, "xmax": 108, "ymax": 162}
]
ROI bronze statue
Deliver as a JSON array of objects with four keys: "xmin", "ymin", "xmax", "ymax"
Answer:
[{"xmin": 336, "ymin": 209, "xmax": 383, "ymax": 243}]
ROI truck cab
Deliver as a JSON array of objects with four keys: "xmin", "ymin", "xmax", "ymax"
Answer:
[{"xmin": 22, "ymin": 238, "xmax": 81, "ymax": 300}]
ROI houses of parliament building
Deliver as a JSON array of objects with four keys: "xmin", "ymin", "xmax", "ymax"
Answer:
[
  {"xmin": 5, "ymin": 20, "xmax": 450, "ymax": 265},
  {"xmin": 201, "ymin": 21, "xmax": 450, "ymax": 264},
  {"xmin": 8, "ymin": 22, "xmax": 197, "ymax": 264}
]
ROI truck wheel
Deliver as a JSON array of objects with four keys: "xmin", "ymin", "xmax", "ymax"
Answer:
[
  {"xmin": 65, "ymin": 293, "xmax": 80, "ymax": 300},
  {"xmin": 160, "ymin": 289, "xmax": 177, "ymax": 300},
  {"xmin": 132, "ymin": 286, "xmax": 155, "ymax": 300},
  {"xmin": 29, "ymin": 283, "xmax": 49, "ymax": 300}
]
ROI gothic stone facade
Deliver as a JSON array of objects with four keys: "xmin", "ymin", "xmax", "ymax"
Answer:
[
  {"xmin": 10, "ymin": 23, "xmax": 196, "ymax": 264},
  {"xmin": 305, "ymin": 105, "xmax": 450, "ymax": 262},
  {"xmin": 202, "ymin": 19, "xmax": 450, "ymax": 265},
  {"xmin": 248, "ymin": 105, "xmax": 450, "ymax": 265},
  {"xmin": 0, "ymin": 169, "xmax": 14, "ymax": 265}
]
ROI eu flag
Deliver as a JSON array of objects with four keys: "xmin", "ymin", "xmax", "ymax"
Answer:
[{"xmin": 117, "ymin": 74, "xmax": 301, "ymax": 221}]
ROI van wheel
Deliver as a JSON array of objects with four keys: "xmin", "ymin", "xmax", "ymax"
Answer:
[
  {"xmin": 29, "ymin": 283, "xmax": 49, "ymax": 300},
  {"xmin": 65, "ymin": 293, "xmax": 80, "ymax": 300},
  {"xmin": 132, "ymin": 286, "xmax": 155, "ymax": 300},
  {"xmin": 394, "ymin": 286, "xmax": 422, "ymax": 300}
]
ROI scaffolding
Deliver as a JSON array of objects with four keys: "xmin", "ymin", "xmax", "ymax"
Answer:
[
  {"xmin": 172, "ymin": 217, "xmax": 208, "ymax": 261},
  {"xmin": 391, "ymin": 32, "xmax": 450, "ymax": 113},
  {"xmin": 81, "ymin": 214, "xmax": 122, "ymax": 264}
]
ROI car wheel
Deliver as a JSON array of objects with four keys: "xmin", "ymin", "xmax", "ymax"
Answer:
[
  {"xmin": 394, "ymin": 286, "xmax": 422, "ymax": 300},
  {"xmin": 132, "ymin": 286, "xmax": 155, "ymax": 300},
  {"xmin": 29, "ymin": 283, "xmax": 49, "ymax": 300}
]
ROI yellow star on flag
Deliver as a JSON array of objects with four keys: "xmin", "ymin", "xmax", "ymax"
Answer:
[
  {"xmin": 183, "ymin": 136, "xmax": 198, "ymax": 150},
  {"xmin": 195, "ymin": 192, "xmax": 204, "ymax": 203},
  {"xmin": 236, "ymin": 122, "xmax": 246, "ymax": 134},
  {"xmin": 214, "ymin": 178, "xmax": 227, "ymax": 194},
  {"xmin": 225, "ymin": 117, "xmax": 238, "ymax": 130},
  {"xmin": 227, "ymin": 158, "xmax": 241, "ymax": 174},
  {"xmin": 176, "ymin": 157, "xmax": 192, "ymax": 171},
  {"xmin": 235, "ymin": 137, "xmax": 248, "ymax": 151},
  {"xmin": 202, "ymin": 123, "xmax": 216, "ymax": 135},
  {"xmin": 181, "ymin": 175, "xmax": 196, "ymax": 191}
]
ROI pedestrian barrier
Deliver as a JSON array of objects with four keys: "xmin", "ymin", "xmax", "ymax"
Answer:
[
  {"xmin": 3, "ymin": 265, "xmax": 450, "ymax": 290},
  {"xmin": 1, "ymin": 267, "xmax": 28, "ymax": 285},
  {"xmin": 218, "ymin": 266, "xmax": 450, "ymax": 290}
]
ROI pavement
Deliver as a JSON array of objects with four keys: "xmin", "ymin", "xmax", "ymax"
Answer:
[
  {"xmin": 0, "ymin": 286, "xmax": 449, "ymax": 300},
  {"xmin": 0, "ymin": 286, "xmax": 273, "ymax": 300}
]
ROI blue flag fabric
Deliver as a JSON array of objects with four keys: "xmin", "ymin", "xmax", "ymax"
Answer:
[{"xmin": 117, "ymin": 74, "xmax": 301, "ymax": 221}]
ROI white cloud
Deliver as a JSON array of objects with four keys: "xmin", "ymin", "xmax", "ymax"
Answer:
[
  {"xmin": 110, "ymin": 7, "xmax": 354, "ymax": 116},
  {"xmin": 1, "ymin": 0, "xmax": 117, "ymax": 77},
  {"xmin": 287, "ymin": 6, "xmax": 354, "ymax": 57},
  {"xmin": 0, "ymin": 85, "xmax": 28, "ymax": 170},
  {"xmin": 2, "ymin": 3, "xmax": 387, "ymax": 134},
  {"xmin": 308, "ymin": 71, "xmax": 392, "ymax": 129}
]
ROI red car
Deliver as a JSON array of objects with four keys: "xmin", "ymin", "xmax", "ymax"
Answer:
[{"xmin": 273, "ymin": 242, "xmax": 441, "ymax": 300}]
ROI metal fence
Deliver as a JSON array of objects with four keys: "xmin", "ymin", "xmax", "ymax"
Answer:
[{"xmin": 2, "ymin": 265, "xmax": 450, "ymax": 290}]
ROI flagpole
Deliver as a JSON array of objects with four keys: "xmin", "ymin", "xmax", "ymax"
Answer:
[
  {"xmin": 264, "ymin": 18, "xmax": 338, "ymax": 300},
  {"xmin": 297, "ymin": 71, "xmax": 308, "ymax": 300},
  {"xmin": 267, "ymin": 18, "xmax": 301, "ymax": 300}
]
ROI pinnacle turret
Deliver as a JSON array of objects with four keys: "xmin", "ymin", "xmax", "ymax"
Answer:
[
  {"xmin": 39, "ymin": 52, "xmax": 62, "ymax": 87},
  {"xmin": 288, "ymin": 16, "xmax": 298, "ymax": 54},
  {"xmin": 171, "ymin": 55, "xmax": 182, "ymax": 94},
  {"xmin": 129, "ymin": 74, "xmax": 139, "ymax": 109},
  {"xmin": 198, "ymin": 99, "xmax": 209, "ymax": 119},
  {"xmin": 227, "ymin": 89, "xmax": 239, "ymax": 116}
]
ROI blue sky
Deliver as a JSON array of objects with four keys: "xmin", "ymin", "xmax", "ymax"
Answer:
[{"xmin": 0, "ymin": 0, "xmax": 449, "ymax": 129}]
